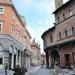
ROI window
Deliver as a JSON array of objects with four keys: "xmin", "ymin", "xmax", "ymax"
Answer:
[
  {"xmin": 63, "ymin": 13, "xmax": 65, "ymax": 19},
  {"xmin": 72, "ymin": 27, "xmax": 75, "ymax": 35},
  {"xmin": 59, "ymin": 32, "xmax": 61, "ymax": 40},
  {"xmin": 0, "ymin": 21, "xmax": 3, "ymax": 32},
  {"xmin": 69, "ymin": 9, "xmax": 72, "ymax": 16},
  {"xmin": 11, "ymin": 25, "xmax": 15, "ymax": 35},
  {"xmin": 0, "ymin": 6, "xmax": 4, "ymax": 15},
  {"xmin": 12, "ymin": 14, "xmax": 15, "ymax": 20},
  {"xmin": 65, "ymin": 30, "xmax": 68, "ymax": 37},
  {"xmin": 50, "ymin": 34, "xmax": 53, "ymax": 43},
  {"xmin": 57, "ymin": 16, "xmax": 59, "ymax": 22}
]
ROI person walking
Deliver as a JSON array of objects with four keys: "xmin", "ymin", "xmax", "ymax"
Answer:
[
  {"xmin": 21, "ymin": 65, "xmax": 28, "ymax": 75},
  {"xmin": 5, "ymin": 64, "xmax": 8, "ymax": 75},
  {"xmin": 54, "ymin": 63, "xmax": 63, "ymax": 75},
  {"xmin": 13, "ymin": 65, "xmax": 21, "ymax": 75}
]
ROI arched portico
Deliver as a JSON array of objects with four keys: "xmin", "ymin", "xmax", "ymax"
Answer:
[{"xmin": 50, "ymin": 50, "xmax": 60, "ymax": 65}]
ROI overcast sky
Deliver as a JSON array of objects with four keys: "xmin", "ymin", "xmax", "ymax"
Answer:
[{"xmin": 13, "ymin": 0, "xmax": 69, "ymax": 53}]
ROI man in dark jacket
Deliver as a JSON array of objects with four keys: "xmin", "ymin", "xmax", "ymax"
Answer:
[
  {"xmin": 21, "ymin": 65, "xmax": 27, "ymax": 75},
  {"xmin": 13, "ymin": 65, "xmax": 21, "ymax": 75}
]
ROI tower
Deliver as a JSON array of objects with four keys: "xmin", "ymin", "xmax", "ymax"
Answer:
[{"xmin": 54, "ymin": 0, "xmax": 63, "ymax": 9}]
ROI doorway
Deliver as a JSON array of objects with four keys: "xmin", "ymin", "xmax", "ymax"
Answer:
[
  {"xmin": 0, "ymin": 58, "xmax": 2, "ymax": 64},
  {"xmin": 50, "ymin": 50, "xmax": 60, "ymax": 65},
  {"xmin": 64, "ymin": 54, "xmax": 70, "ymax": 68}
]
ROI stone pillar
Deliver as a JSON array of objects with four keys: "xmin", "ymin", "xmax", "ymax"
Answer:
[
  {"xmin": 16, "ymin": 50, "xmax": 18, "ymax": 65},
  {"xmin": 11, "ymin": 53, "xmax": 14, "ymax": 69},
  {"xmin": 70, "ymin": 52, "xmax": 73, "ymax": 66},
  {"xmin": 49, "ymin": 51, "xmax": 51, "ymax": 66},
  {"xmin": 59, "ymin": 51, "xmax": 64, "ymax": 67},
  {"xmin": 46, "ymin": 51, "xmax": 49, "ymax": 68},
  {"xmin": 3, "ymin": 53, "xmax": 5, "ymax": 65},
  {"xmin": 19, "ymin": 51, "xmax": 21, "ymax": 66}
]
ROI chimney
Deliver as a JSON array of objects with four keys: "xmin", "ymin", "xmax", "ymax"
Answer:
[{"xmin": 54, "ymin": 0, "xmax": 63, "ymax": 9}]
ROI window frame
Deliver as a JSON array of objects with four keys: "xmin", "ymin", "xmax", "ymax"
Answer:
[
  {"xmin": 11, "ymin": 25, "xmax": 15, "ymax": 35},
  {"xmin": 0, "ymin": 6, "xmax": 4, "ymax": 15},
  {"xmin": 0, "ymin": 21, "xmax": 3, "ymax": 32}
]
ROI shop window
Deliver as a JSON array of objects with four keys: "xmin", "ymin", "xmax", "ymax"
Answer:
[{"xmin": 0, "ymin": 6, "xmax": 4, "ymax": 15}]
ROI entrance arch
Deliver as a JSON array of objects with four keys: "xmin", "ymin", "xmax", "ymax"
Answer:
[{"xmin": 50, "ymin": 50, "xmax": 60, "ymax": 65}]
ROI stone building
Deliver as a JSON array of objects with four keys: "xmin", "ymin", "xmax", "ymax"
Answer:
[
  {"xmin": 41, "ymin": 53, "xmax": 46, "ymax": 65},
  {"xmin": 42, "ymin": 0, "xmax": 75, "ymax": 68},
  {"xmin": 0, "ymin": 0, "xmax": 32, "ymax": 69},
  {"xmin": 31, "ymin": 39, "xmax": 41, "ymax": 66}
]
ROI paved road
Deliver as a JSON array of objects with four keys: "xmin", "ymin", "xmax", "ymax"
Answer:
[
  {"xmin": 36, "ymin": 68, "xmax": 51, "ymax": 75},
  {"xmin": 0, "ymin": 66, "xmax": 75, "ymax": 75}
]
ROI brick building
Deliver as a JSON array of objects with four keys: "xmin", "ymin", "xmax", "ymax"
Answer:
[
  {"xmin": 42, "ymin": 0, "xmax": 75, "ymax": 68},
  {"xmin": 0, "ymin": 0, "xmax": 32, "ymax": 69}
]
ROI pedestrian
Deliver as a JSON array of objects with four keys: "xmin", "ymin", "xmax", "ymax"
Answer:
[
  {"xmin": 5, "ymin": 64, "xmax": 8, "ymax": 75},
  {"xmin": 21, "ymin": 65, "xmax": 28, "ymax": 75},
  {"xmin": 41, "ymin": 63, "xmax": 43, "ymax": 68},
  {"xmin": 54, "ymin": 63, "xmax": 64, "ymax": 75},
  {"xmin": 13, "ymin": 65, "xmax": 21, "ymax": 75}
]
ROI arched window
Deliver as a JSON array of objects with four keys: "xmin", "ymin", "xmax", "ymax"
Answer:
[
  {"xmin": 72, "ymin": 27, "xmax": 75, "ymax": 35},
  {"xmin": 57, "ymin": 16, "xmax": 59, "ymax": 22},
  {"xmin": 59, "ymin": 32, "xmax": 61, "ymax": 40},
  {"xmin": 63, "ymin": 13, "xmax": 65, "ymax": 19},
  {"xmin": 50, "ymin": 34, "xmax": 53, "ymax": 43},
  {"xmin": 65, "ymin": 30, "xmax": 68, "ymax": 37},
  {"xmin": 0, "ymin": 45, "xmax": 3, "ymax": 52}
]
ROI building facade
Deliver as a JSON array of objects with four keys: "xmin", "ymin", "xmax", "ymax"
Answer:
[
  {"xmin": 0, "ymin": 0, "xmax": 31, "ymax": 69},
  {"xmin": 31, "ymin": 39, "xmax": 41, "ymax": 66},
  {"xmin": 41, "ymin": 53, "xmax": 46, "ymax": 65},
  {"xmin": 42, "ymin": 0, "xmax": 75, "ymax": 68}
]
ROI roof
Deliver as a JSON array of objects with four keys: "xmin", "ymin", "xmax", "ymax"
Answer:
[
  {"xmin": 41, "ymin": 26, "xmax": 55, "ymax": 39},
  {"xmin": 53, "ymin": 0, "xmax": 74, "ymax": 14}
]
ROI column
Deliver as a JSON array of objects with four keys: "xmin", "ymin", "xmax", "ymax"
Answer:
[
  {"xmin": 59, "ymin": 51, "xmax": 63, "ymax": 66},
  {"xmin": 46, "ymin": 51, "xmax": 49, "ymax": 68},
  {"xmin": 19, "ymin": 51, "xmax": 21, "ymax": 66},
  {"xmin": 16, "ymin": 50, "xmax": 18, "ymax": 65},
  {"xmin": 11, "ymin": 53, "xmax": 14, "ymax": 69},
  {"xmin": 3, "ymin": 52, "xmax": 5, "ymax": 65}
]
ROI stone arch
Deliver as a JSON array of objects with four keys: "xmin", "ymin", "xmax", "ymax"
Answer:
[{"xmin": 50, "ymin": 50, "xmax": 60, "ymax": 65}]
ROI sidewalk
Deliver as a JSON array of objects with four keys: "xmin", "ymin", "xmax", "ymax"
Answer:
[
  {"xmin": 0, "ymin": 69, "xmax": 14, "ymax": 75},
  {"xmin": 50, "ymin": 69, "xmax": 75, "ymax": 75}
]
